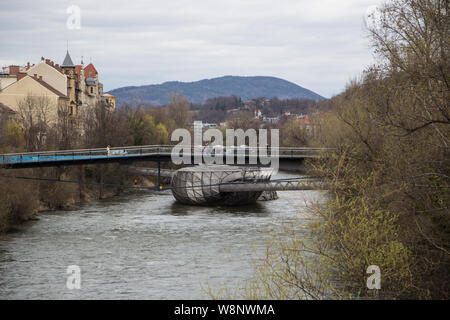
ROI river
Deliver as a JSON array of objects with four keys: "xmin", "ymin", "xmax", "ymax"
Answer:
[{"xmin": 0, "ymin": 171, "xmax": 324, "ymax": 299}]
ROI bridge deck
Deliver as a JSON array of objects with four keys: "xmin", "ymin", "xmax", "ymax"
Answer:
[{"xmin": 0, "ymin": 145, "xmax": 325, "ymax": 169}]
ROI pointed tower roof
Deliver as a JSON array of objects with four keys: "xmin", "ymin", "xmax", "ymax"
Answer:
[{"xmin": 61, "ymin": 51, "xmax": 75, "ymax": 67}]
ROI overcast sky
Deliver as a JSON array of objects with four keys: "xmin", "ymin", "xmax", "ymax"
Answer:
[{"xmin": 0, "ymin": 0, "xmax": 384, "ymax": 98}]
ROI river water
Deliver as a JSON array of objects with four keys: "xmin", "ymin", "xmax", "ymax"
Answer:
[{"xmin": 0, "ymin": 171, "xmax": 324, "ymax": 299}]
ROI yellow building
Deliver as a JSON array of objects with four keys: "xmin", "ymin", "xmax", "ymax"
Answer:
[
  {"xmin": 0, "ymin": 102, "xmax": 16, "ymax": 123},
  {"xmin": 0, "ymin": 74, "xmax": 18, "ymax": 90},
  {"xmin": 0, "ymin": 50, "xmax": 116, "ymax": 124},
  {"xmin": 101, "ymin": 93, "xmax": 116, "ymax": 109},
  {"xmin": 26, "ymin": 60, "xmax": 67, "ymax": 96},
  {"xmin": 0, "ymin": 74, "xmax": 68, "ymax": 123}
]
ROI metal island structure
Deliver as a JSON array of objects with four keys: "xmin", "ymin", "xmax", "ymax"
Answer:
[{"xmin": 171, "ymin": 165, "xmax": 274, "ymax": 206}]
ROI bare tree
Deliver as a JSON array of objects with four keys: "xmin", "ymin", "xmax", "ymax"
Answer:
[
  {"xmin": 167, "ymin": 94, "xmax": 191, "ymax": 129},
  {"xmin": 367, "ymin": 0, "xmax": 449, "ymax": 145},
  {"xmin": 227, "ymin": 110, "xmax": 260, "ymax": 131},
  {"xmin": 81, "ymin": 101, "xmax": 132, "ymax": 148},
  {"xmin": 16, "ymin": 94, "xmax": 55, "ymax": 151}
]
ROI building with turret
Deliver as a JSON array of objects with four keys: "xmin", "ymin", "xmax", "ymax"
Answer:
[
  {"xmin": 0, "ymin": 50, "xmax": 115, "ymax": 123},
  {"xmin": 61, "ymin": 51, "xmax": 77, "ymax": 116}
]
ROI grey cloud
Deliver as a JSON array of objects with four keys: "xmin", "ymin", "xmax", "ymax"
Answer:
[{"xmin": 0, "ymin": 0, "xmax": 384, "ymax": 98}]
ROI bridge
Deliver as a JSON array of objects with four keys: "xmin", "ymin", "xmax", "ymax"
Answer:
[
  {"xmin": 0, "ymin": 145, "xmax": 325, "ymax": 169},
  {"xmin": 0, "ymin": 145, "xmax": 327, "ymax": 198}
]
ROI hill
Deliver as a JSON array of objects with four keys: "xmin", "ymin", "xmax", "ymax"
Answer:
[{"xmin": 108, "ymin": 76, "xmax": 325, "ymax": 106}]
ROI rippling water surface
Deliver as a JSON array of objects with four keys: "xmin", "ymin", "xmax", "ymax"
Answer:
[{"xmin": 0, "ymin": 171, "xmax": 324, "ymax": 299}]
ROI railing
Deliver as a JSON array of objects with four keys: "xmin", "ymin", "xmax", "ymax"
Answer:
[
  {"xmin": 219, "ymin": 179, "xmax": 327, "ymax": 192},
  {"xmin": 0, "ymin": 145, "xmax": 329, "ymax": 166},
  {"xmin": 0, "ymin": 145, "xmax": 167, "ymax": 165}
]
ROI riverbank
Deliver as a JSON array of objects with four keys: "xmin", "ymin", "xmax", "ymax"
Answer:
[{"xmin": 0, "ymin": 167, "xmax": 156, "ymax": 234}]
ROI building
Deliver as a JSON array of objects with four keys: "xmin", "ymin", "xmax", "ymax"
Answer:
[
  {"xmin": 297, "ymin": 114, "xmax": 310, "ymax": 125},
  {"xmin": 77, "ymin": 61, "xmax": 104, "ymax": 109},
  {"xmin": 0, "ymin": 50, "xmax": 115, "ymax": 124},
  {"xmin": 0, "ymin": 102, "xmax": 16, "ymax": 133},
  {"xmin": 102, "ymin": 93, "xmax": 116, "ymax": 109},
  {"xmin": 0, "ymin": 102, "xmax": 16, "ymax": 122},
  {"xmin": 0, "ymin": 73, "xmax": 69, "ymax": 124},
  {"xmin": 263, "ymin": 116, "xmax": 280, "ymax": 124},
  {"xmin": 27, "ymin": 59, "xmax": 67, "ymax": 96},
  {"xmin": 63, "ymin": 51, "xmax": 109, "ymax": 115},
  {"xmin": 60, "ymin": 51, "xmax": 77, "ymax": 116},
  {"xmin": 0, "ymin": 71, "xmax": 19, "ymax": 90}
]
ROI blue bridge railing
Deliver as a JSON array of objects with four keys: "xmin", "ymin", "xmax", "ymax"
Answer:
[{"xmin": 0, "ymin": 145, "xmax": 326, "ymax": 167}]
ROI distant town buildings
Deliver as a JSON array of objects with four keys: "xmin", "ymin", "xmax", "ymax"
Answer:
[
  {"xmin": 264, "ymin": 116, "xmax": 280, "ymax": 124},
  {"xmin": 192, "ymin": 121, "xmax": 219, "ymax": 133},
  {"xmin": 0, "ymin": 50, "xmax": 115, "ymax": 123}
]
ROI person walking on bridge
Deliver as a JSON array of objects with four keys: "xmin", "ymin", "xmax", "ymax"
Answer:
[{"xmin": 107, "ymin": 145, "xmax": 111, "ymax": 156}]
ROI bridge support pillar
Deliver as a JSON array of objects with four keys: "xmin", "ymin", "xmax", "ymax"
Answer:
[{"xmin": 157, "ymin": 159, "xmax": 161, "ymax": 189}]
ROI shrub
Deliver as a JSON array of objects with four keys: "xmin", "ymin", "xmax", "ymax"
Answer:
[{"xmin": 0, "ymin": 174, "xmax": 39, "ymax": 232}]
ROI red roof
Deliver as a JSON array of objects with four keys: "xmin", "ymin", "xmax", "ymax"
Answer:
[
  {"xmin": 75, "ymin": 65, "xmax": 81, "ymax": 81},
  {"xmin": 297, "ymin": 115, "xmax": 310, "ymax": 125},
  {"xmin": 84, "ymin": 63, "xmax": 97, "ymax": 79}
]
